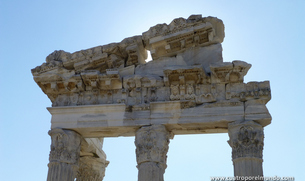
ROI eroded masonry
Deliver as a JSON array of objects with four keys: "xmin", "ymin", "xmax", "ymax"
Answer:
[{"xmin": 32, "ymin": 15, "xmax": 271, "ymax": 181}]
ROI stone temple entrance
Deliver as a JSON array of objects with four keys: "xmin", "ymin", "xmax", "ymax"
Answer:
[{"xmin": 32, "ymin": 14, "xmax": 271, "ymax": 181}]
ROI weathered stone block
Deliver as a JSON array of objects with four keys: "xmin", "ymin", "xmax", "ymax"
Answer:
[{"xmin": 245, "ymin": 99, "xmax": 272, "ymax": 127}]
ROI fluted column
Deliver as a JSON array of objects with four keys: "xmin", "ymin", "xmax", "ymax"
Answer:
[
  {"xmin": 47, "ymin": 128, "xmax": 81, "ymax": 181},
  {"xmin": 228, "ymin": 121, "xmax": 264, "ymax": 181},
  {"xmin": 135, "ymin": 125, "xmax": 170, "ymax": 181}
]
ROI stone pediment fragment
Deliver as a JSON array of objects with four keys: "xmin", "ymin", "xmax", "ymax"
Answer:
[
  {"xmin": 143, "ymin": 15, "xmax": 224, "ymax": 59},
  {"xmin": 31, "ymin": 36, "xmax": 147, "ymax": 76},
  {"xmin": 210, "ymin": 61, "xmax": 251, "ymax": 83}
]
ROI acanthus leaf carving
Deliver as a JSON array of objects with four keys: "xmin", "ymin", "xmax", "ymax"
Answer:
[
  {"xmin": 135, "ymin": 125, "xmax": 170, "ymax": 170},
  {"xmin": 76, "ymin": 156, "xmax": 108, "ymax": 181},
  {"xmin": 48, "ymin": 129, "xmax": 81, "ymax": 165},
  {"xmin": 228, "ymin": 124, "xmax": 264, "ymax": 160}
]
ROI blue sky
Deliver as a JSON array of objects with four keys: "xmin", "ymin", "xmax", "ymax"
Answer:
[{"xmin": 0, "ymin": 1, "xmax": 304, "ymax": 180}]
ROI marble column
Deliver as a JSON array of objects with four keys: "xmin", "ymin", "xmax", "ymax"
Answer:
[
  {"xmin": 228, "ymin": 121, "xmax": 264, "ymax": 181},
  {"xmin": 47, "ymin": 128, "xmax": 81, "ymax": 181},
  {"xmin": 135, "ymin": 125, "xmax": 170, "ymax": 181}
]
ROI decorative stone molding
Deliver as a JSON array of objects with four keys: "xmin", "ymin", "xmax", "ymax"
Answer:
[
  {"xmin": 32, "ymin": 60, "xmax": 262, "ymax": 107},
  {"xmin": 135, "ymin": 125, "xmax": 170, "ymax": 181},
  {"xmin": 142, "ymin": 15, "xmax": 224, "ymax": 59},
  {"xmin": 47, "ymin": 128, "xmax": 82, "ymax": 181},
  {"xmin": 226, "ymin": 81, "xmax": 271, "ymax": 103},
  {"xmin": 32, "ymin": 15, "xmax": 271, "ymax": 120},
  {"xmin": 210, "ymin": 61, "xmax": 251, "ymax": 84}
]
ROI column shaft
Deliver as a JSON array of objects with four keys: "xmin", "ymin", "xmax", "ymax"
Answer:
[
  {"xmin": 135, "ymin": 125, "xmax": 170, "ymax": 181},
  {"xmin": 228, "ymin": 121, "xmax": 264, "ymax": 181},
  {"xmin": 47, "ymin": 128, "xmax": 81, "ymax": 181}
]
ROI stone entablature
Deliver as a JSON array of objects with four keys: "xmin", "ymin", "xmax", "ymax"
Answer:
[
  {"xmin": 32, "ymin": 14, "xmax": 272, "ymax": 181},
  {"xmin": 32, "ymin": 15, "xmax": 229, "ymax": 107},
  {"xmin": 32, "ymin": 60, "xmax": 270, "ymax": 106},
  {"xmin": 32, "ymin": 14, "xmax": 271, "ymax": 136}
]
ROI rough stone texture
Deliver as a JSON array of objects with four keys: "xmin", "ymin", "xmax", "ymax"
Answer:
[
  {"xmin": 32, "ymin": 14, "xmax": 272, "ymax": 180},
  {"xmin": 77, "ymin": 156, "xmax": 108, "ymax": 181},
  {"xmin": 47, "ymin": 128, "xmax": 81, "ymax": 181},
  {"xmin": 135, "ymin": 125, "xmax": 170, "ymax": 181},
  {"xmin": 135, "ymin": 43, "xmax": 223, "ymax": 76},
  {"xmin": 142, "ymin": 15, "xmax": 224, "ymax": 60},
  {"xmin": 228, "ymin": 121, "xmax": 264, "ymax": 180},
  {"xmin": 77, "ymin": 138, "xmax": 109, "ymax": 181}
]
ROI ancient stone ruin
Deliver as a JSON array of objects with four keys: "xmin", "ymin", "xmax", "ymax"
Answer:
[{"xmin": 32, "ymin": 14, "xmax": 271, "ymax": 181}]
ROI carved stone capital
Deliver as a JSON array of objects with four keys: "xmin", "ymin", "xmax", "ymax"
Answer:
[
  {"xmin": 47, "ymin": 128, "xmax": 82, "ymax": 181},
  {"xmin": 228, "ymin": 121, "xmax": 264, "ymax": 160},
  {"xmin": 135, "ymin": 125, "xmax": 170, "ymax": 167},
  {"xmin": 77, "ymin": 156, "xmax": 109, "ymax": 181},
  {"xmin": 48, "ymin": 128, "xmax": 82, "ymax": 165},
  {"xmin": 135, "ymin": 125, "xmax": 170, "ymax": 181}
]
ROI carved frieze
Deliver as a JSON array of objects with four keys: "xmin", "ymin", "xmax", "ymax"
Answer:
[
  {"xmin": 122, "ymin": 75, "xmax": 164, "ymax": 105},
  {"xmin": 185, "ymin": 84, "xmax": 196, "ymax": 100},
  {"xmin": 195, "ymin": 84, "xmax": 217, "ymax": 103},
  {"xmin": 226, "ymin": 81, "xmax": 271, "ymax": 102},
  {"xmin": 164, "ymin": 66, "xmax": 220, "ymax": 103},
  {"xmin": 165, "ymin": 67, "xmax": 200, "ymax": 101},
  {"xmin": 170, "ymin": 84, "xmax": 180, "ymax": 100}
]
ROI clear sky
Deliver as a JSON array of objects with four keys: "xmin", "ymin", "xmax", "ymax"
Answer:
[{"xmin": 0, "ymin": 0, "xmax": 304, "ymax": 181}]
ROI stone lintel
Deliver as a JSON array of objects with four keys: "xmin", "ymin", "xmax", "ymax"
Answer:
[{"xmin": 47, "ymin": 101, "xmax": 271, "ymax": 138}]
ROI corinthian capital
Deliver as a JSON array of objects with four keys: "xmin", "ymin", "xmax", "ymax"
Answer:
[
  {"xmin": 48, "ymin": 128, "xmax": 82, "ymax": 165},
  {"xmin": 135, "ymin": 125, "xmax": 170, "ymax": 168},
  {"xmin": 228, "ymin": 121, "xmax": 264, "ymax": 160},
  {"xmin": 77, "ymin": 156, "xmax": 108, "ymax": 181}
]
